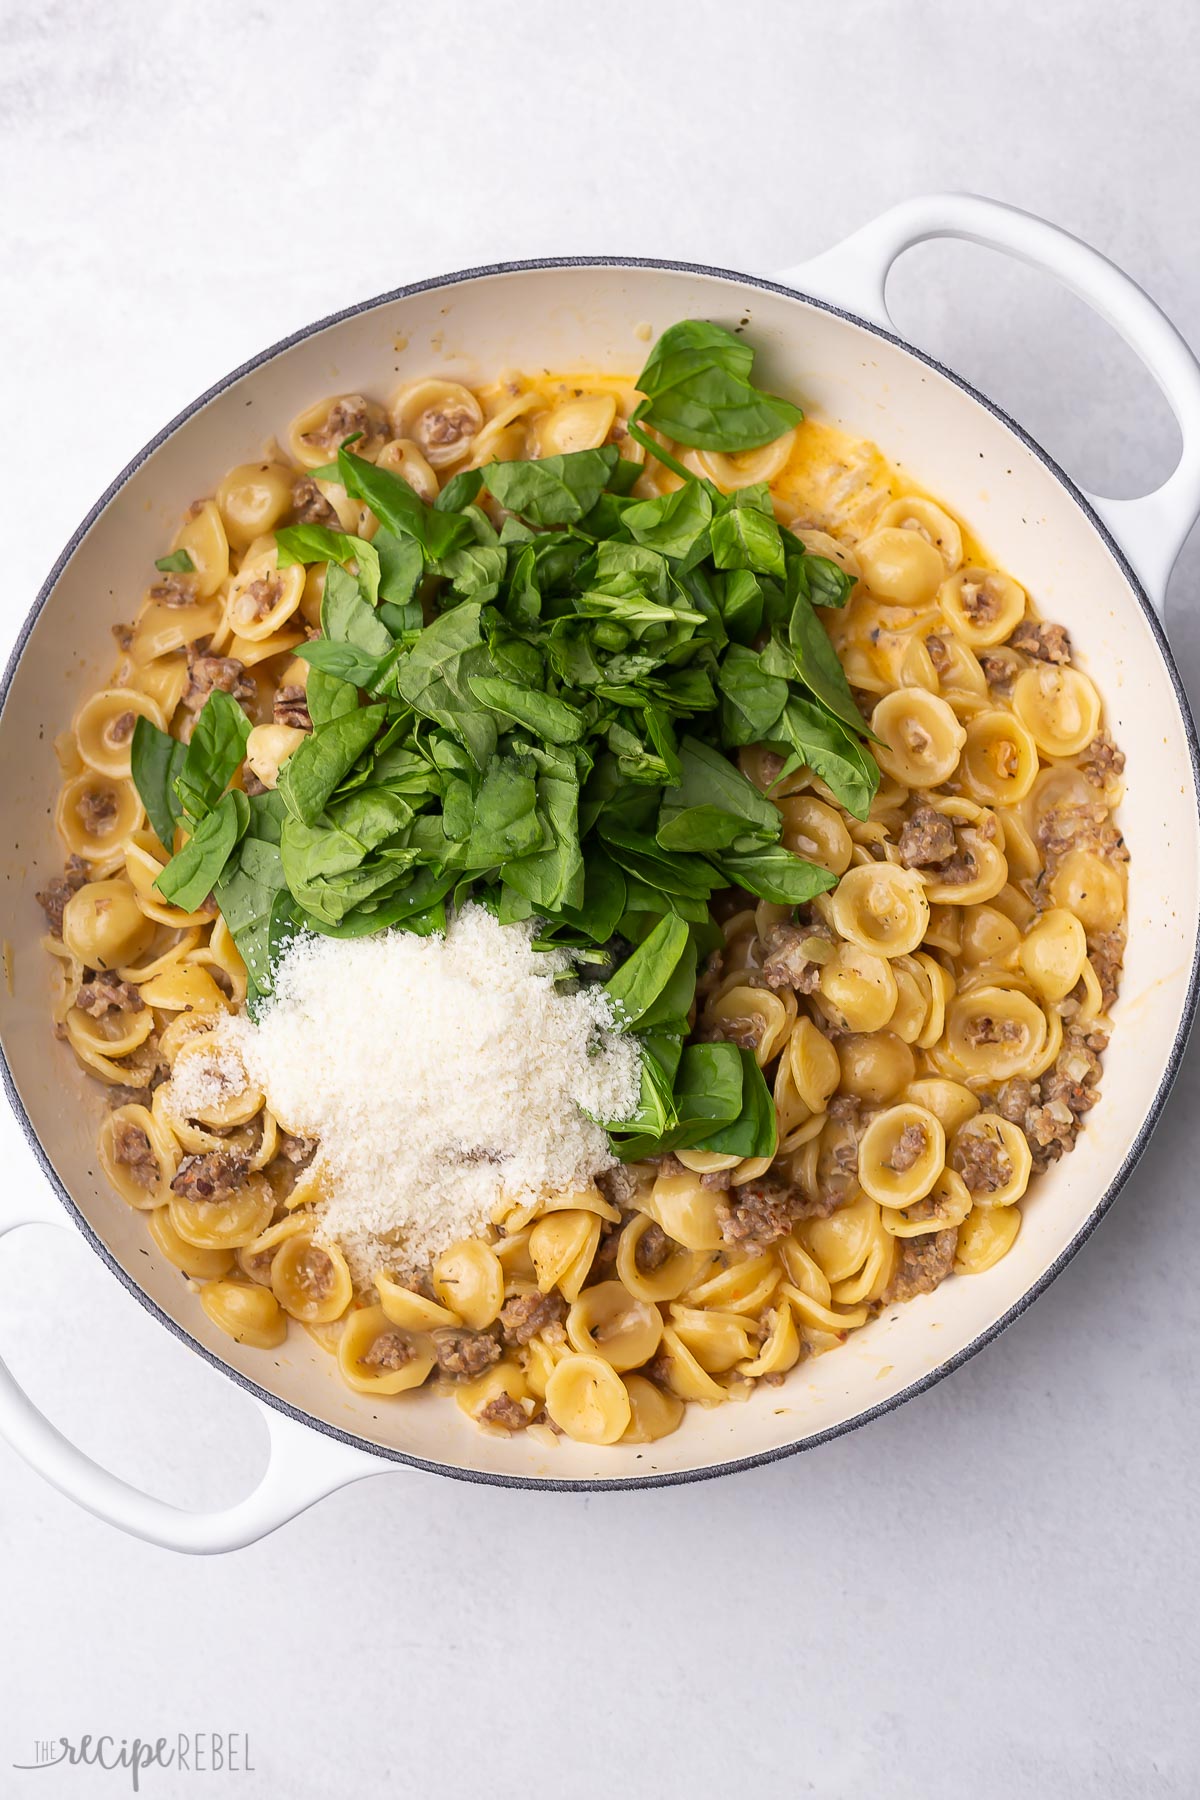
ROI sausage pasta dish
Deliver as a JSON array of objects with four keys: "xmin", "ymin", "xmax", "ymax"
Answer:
[{"xmin": 36, "ymin": 320, "xmax": 1126, "ymax": 1449}]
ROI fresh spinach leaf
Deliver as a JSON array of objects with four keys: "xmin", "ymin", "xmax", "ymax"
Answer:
[
  {"xmin": 603, "ymin": 913, "xmax": 691, "ymax": 1029},
  {"xmin": 634, "ymin": 319, "xmax": 803, "ymax": 453},
  {"xmin": 484, "ymin": 447, "xmax": 619, "ymax": 526},
  {"xmin": 155, "ymin": 789, "xmax": 249, "ymax": 912},
  {"xmin": 276, "ymin": 704, "xmax": 388, "ymax": 826},
  {"xmin": 130, "ymin": 717, "xmax": 186, "ymax": 852},
  {"xmin": 175, "ymin": 690, "xmax": 251, "ymax": 822},
  {"xmin": 692, "ymin": 1046, "xmax": 777, "ymax": 1157},
  {"xmin": 154, "ymin": 549, "xmax": 196, "ymax": 575},
  {"xmin": 710, "ymin": 841, "xmax": 837, "ymax": 905}
]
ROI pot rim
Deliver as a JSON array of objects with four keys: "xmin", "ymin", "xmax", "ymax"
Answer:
[{"xmin": 3, "ymin": 253, "xmax": 1198, "ymax": 1492}]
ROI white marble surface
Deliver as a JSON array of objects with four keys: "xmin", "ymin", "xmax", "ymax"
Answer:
[{"xmin": 2, "ymin": 2, "xmax": 1199, "ymax": 1795}]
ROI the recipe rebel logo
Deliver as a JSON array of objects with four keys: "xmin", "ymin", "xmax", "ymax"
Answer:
[{"xmin": 12, "ymin": 1734, "xmax": 254, "ymax": 1790}]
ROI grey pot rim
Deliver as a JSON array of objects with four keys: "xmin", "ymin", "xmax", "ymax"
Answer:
[{"xmin": 3, "ymin": 252, "xmax": 1197, "ymax": 1494}]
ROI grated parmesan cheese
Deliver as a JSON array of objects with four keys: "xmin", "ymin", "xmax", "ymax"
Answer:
[{"xmin": 200, "ymin": 906, "xmax": 640, "ymax": 1284}]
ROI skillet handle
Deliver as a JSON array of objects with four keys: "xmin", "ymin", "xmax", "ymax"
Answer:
[
  {"xmin": 0, "ymin": 1209, "xmax": 382, "ymax": 1553},
  {"xmin": 774, "ymin": 192, "xmax": 1200, "ymax": 617}
]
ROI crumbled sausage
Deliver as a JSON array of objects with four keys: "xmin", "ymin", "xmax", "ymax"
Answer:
[
  {"xmin": 699, "ymin": 1166, "xmax": 733, "ymax": 1191},
  {"xmin": 478, "ymin": 1391, "xmax": 529, "ymax": 1431},
  {"xmin": 979, "ymin": 650, "xmax": 1019, "ymax": 693},
  {"xmin": 717, "ymin": 1177, "xmax": 814, "ymax": 1249},
  {"xmin": 760, "ymin": 920, "xmax": 832, "ymax": 994},
  {"xmin": 149, "ymin": 572, "xmax": 199, "ymax": 607},
  {"xmin": 235, "ymin": 575, "xmax": 282, "ymax": 626},
  {"xmin": 992, "ymin": 1024, "xmax": 1108, "ymax": 1171},
  {"xmin": 925, "ymin": 633, "xmax": 952, "ymax": 676},
  {"xmin": 303, "ymin": 395, "xmax": 385, "ymax": 457},
  {"xmin": 273, "ymin": 684, "xmax": 312, "ymax": 731},
  {"xmin": 959, "ymin": 576, "xmax": 1004, "ymax": 626},
  {"xmin": 182, "ymin": 644, "xmax": 255, "ymax": 716},
  {"xmin": 243, "ymin": 769, "xmax": 268, "ymax": 797},
  {"xmin": 882, "ymin": 1228, "xmax": 958, "ymax": 1303},
  {"xmin": 1010, "ymin": 619, "xmax": 1071, "ymax": 664},
  {"xmin": 499, "ymin": 1290, "xmax": 567, "ymax": 1346},
  {"xmin": 1079, "ymin": 731, "xmax": 1125, "ymax": 789},
  {"xmin": 965, "ymin": 1014, "xmax": 1023, "ymax": 1047},
  {"xmin": 898, "ymin": 805, "xmax": 957, "ymax": 868},
  {"xmin": 702, "ymin": 1011, "xmax": 766, "ymax": 1051},
  {"xmin": 36, "ymin": 856, "xmax": 89, "ymax": 935},
  {"xmin": 432, "ymin": 1327, "xmax": 502, "ymax": 1379},
  {"xmin": 1035, "ymin": 802, "xmax": 1127, "ymax": 865},
  {"xmin": 362, "ymin": 1329, "xmax": 415, "ymax": 1372},
  {"xmin": 77, "ymin": 788, "xmax": 117, "ymax": 836},
  {"xmin": 888, "ymin": 1123, "xmax": 928, "ymax": 1172},
  {"xmin": 634, "ymin": 1221, "xmax": 673, "ymax": 1273},
  {"xmin": 952, "ymin": 1128, "xmax": 1013, "ymax": 1195},
  {"xmin": 112, "ymin": 621, "xmax": 135, "ymax": 653},
  {"xmin": 291, "ymin": 475, "xmax": 341, "ymax": 525},
  {"xmin": 111, "ymin": 1118, "xmax": 158, "ymax": 1189},
  {"xmin": 596, "ymin": 1164, "xmax": 639, "ymax": 1210},
  {"xmin": 1087, "ymin": 927, "xmax": 1125, "ymax": 1011},
  {"xmin": 424, "ymin": 404, "xmax": 476, "ymax": 449},
  {"xmin": 111, "ymin": 1040, "xmax": 169, "ymax": 1094},
  {"xmin": 169, "ymin": 1151, "xmax": 250, "ymax": 1202},
  {"xmin": 75, "ymin": 974, "xmax": 144, "ymax": 1017}
]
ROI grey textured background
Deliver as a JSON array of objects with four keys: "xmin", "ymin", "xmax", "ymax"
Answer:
[{"xmin": 1, "ymin": 3, "xmax": 1198, "ymax": 1795}]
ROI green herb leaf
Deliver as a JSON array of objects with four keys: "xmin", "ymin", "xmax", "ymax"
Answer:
[
  {"xmin": 276, "ymin": 705, "xmax": 388, "ymax": 826},
  {"xmin": 603, "ymin": 914, "xmax": 691, "ymax": 1029},
  {"xmin": 154, "ymin": 550, "xmax": 195, "ymax": 575},
  {"xmin": 154, "ymin": 789, "xmax": 249, "ymax": 912},
  {"xmin": 692, "ymin": 1046, "xmax": 777, "ymax": 1157},
  {"xmin": 175, "ymin": 690, "xmax": 252, "ymax": 822},
  {"xmin": 484, "ymin": 447, "xmax": 620, "ymax": 526},
  {"xmin": 710, "ymin": 841, "xmax": 837, "ymax": 905},
  {"xmin": 130, "ymin": 716, "xmax": 186, "ymax": 852},
  {"xmin": 635, "ymin": 319, "xmax": 803, "ymax": 453}
]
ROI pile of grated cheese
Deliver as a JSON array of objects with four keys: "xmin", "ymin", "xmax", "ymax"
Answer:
[{"xmin": 200, "ymin": 906, "xmax": 641, "ymax": 1284}]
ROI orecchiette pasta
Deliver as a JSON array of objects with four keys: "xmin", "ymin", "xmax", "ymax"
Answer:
[{"xmin": 36, "ymin": 359, "xmax": 1125, "ymax": 1451}]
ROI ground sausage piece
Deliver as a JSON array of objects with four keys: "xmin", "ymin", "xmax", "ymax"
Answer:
[
  {"xmin": 169, "ymin": 1151, "xmax": 250, "ymax": 1202},
  {"xmin": 499, "ymin": 1290, "xmax": 567, "ymax": 1346},
  {"xmin": 634, "ymin": 1221, "xmax": 673, "ymax": 1273},
  {"xmin": 597, "ymin": 1164, "xmax": 639, "ymax": 1210},
  {"xmin": 717, "ymin": 1177, "xmax": 813, "ymax": 1249},
  {"xmin": 882, "ymin": 1228, "xmax": 958, "ymax": 1304},
  {"xmin": 273, "ymin": 684, "xmax": 312, "ymax": 731},
  {"xmin": 993, "ymin": 1026, "xmax": 1109, "ymax": 1172},
  {"xmin": 888, "ymin": 1123, "xmax": 928, "ymax": 1173},
  {"xmin": 78, "ymin": 788, "xmax": 117, "ymax": 836},
  {"xmin": 979, "ymin": 650, "xmax": 1019, "ymax": 692},
  {"xmin": 111, "ymin": 1118, "xmax": 158, "ymax": 1189},
  {"xmin": 925, "ymin": 633, "xmax": 952, "ymax": 676},
  {"xmin": 1087, "ymin": 928, "xmax": 1125, "ymax": 1011},
  {"xmin": 36, "ymin": 856, "xmax": 89, "ymax": 935},
  {"xmin": 75, "ymin": 974, "xmax": 144, "ymax": 1017},
  {"xmin": 699, "ymin": 1166, "xmax": 733, "ymax": 1191},
  {"xmin": 952, "ymin": 1129, "xmax": 1013, "ymax": 1196},
  {"xmin": 278, "ymin": 1131, "xmax": 317, "ymax": 1165},
  {"xmin": 478, "ymin": 1392, "xmax": 528, "ymax": 1431},
  {"xmin": 182, "ymin": 645, "xmax": 255, "ymax": 716},
  {"xmin": 1010, "ymin": 618, "xmax": 1072, "ymax": 664},
  {"xmin": 149, "ymin": 572, "xmax": 199, "ymax": 607},
  {"xmin": 432, "ymin": 1327, "xmax": 502, "ymax": 1379},
  {"xmin": 291, "ymin": 475, "xmax": 341, "ymax": 526},
  {"xmin": 243, "ymin": 770, "xmax": 268, "ymax": 797},
  {"xmin": 965, "ymin": 1014, "xmax": 1023, "ymax": 1047},
  {"xmin": 702, "ymin": 1011, "xmax": 766, "ymax": 1051},
  {"xmin": 1079, "ymin": 731, "xmax": 1126, "ymax": 789},
  {"xmin": 960, "ymin": 576, "xmax": 1003, "ymax": 627},
  {"xmin": 760, "ymin": 920, "xmax": 832, "ymax": 994},
  {"xmin": 309, "ymin": 395, "xmax": 382, "ymax": 455},
  {"xmin": 1035, "ymin": 802, "xmax": 1127, "ymax": 866},
  {"xmin": 362, "ymin": 1329, "xmax": 415, "ymax": 1372},
  {"xmin": 898, "ymin": 805, "xmax": 957, "ymax": 869}
]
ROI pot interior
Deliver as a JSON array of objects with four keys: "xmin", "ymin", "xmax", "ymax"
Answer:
[{"xmin": 2, "ymin": 261, "xmax": 1196, "ymax": 1481}]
